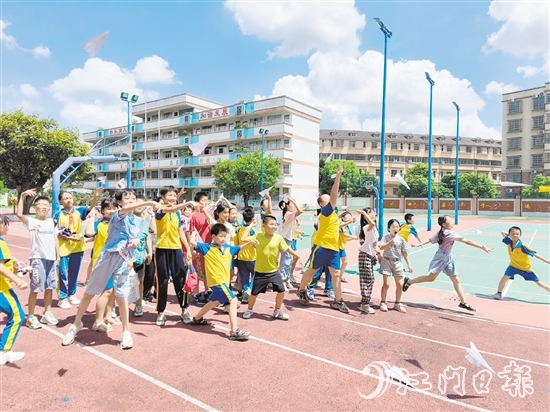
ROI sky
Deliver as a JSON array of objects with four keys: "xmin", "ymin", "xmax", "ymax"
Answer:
[{"xmin": 1, "ymin": 0, "xmax": 549, "ymax": 140}]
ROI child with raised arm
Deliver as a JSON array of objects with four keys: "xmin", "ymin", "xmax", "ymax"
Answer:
[
  {"xmin": 402, "ymin": 215, "xmax": 493, "ymax": 312},
  {"xmin": 398, "ymin": 213, "xmax": 422, "ymax": 246},
  {"xmin": 189, "ymin": 223, "xmax": 257, "ymax": 341},
  {"xmin": 494, "ymin": 226, "xmax": 550, "ymax": 299},
  {"xmin": 16, "ymin": 190, "xmax": 60, "ymax": 329},
  {"xmin": 233, "ymin": 207, "xmax": 257, "ymax": 304},
  {"xmin": 62, "ymin": 189, "xmax": 161, "ymax": 349},
  {"xmin": 0, "ymin": 215, "xmax": 28, "ymax": 365},
  {"xmin": 278, "ymin": 197, "xmax": 303, "ymax": 288},
  {"xmin": 241, "ymin": 215, "xmax": 300, "ymax": 320},
  {"xmin": 378, "ymin": 219, "xmax": 412, "ymax": 313},
  {"xmin": 356, "ymin": 208, "xmax": 379, "ymax": 314},
  {"xmin": 189, "ymin": 191, "xmax": 211, "ymax": 304}
]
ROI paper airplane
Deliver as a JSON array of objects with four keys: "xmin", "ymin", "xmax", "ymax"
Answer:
[
  {"xmin": 259, "ymin": 186, "xmax": 274, "ymax": 197},
  {"xmin": 97, "ymin": 176, "xmax": 107, "ymax": 183},
  {"xmin": 395, "ymin": 172, "xmax": 410, "ymax": 190},
  {"xmin": 282, "ymin": 194, "xmax": 289, "ymax": 203},
  {"xmin": 325, "ymin": 153, "xmax": 333, "ymax": 163},
  {"xmin": 385, "ymin": 365, "xmax": 412, "ymax": 386},
  {"xmin": 331, "ymin": 174, "xmax": 337, "ymax": 179},
  {"xmin": 175, "ymin": 165, "xmax": 183, "ymax": 173},
  {"xmin": 188, "ymin": 141, "xmax": 209, "ymax": 156},
  {"xmin": 465, "ymin": 342, "xmax": 495, "ymax": 374},
  {"xmin": 84, "ymin": 31, "xmax": 109, "ymax": 57}
]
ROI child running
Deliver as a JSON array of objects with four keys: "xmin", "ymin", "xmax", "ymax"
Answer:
[
  {"xmin": 398, "ymin": 213, "xmax": 422, "ymax": 246},
  {"xmin": 189, "ymin": 223, "xmax": 257, "ymax": 341},
  {"xmin": 494, "ymin": 226, "xmax": 550, "ymax": 299},
  {"xmin": 378, "ymin": 219, "xmax": 412, "ymax": 313},
  {"xmin": 16, "ymin": 190, "xmax": 60, "ymax": 329},
  {"xmin": 0, "ymin": 215, "xmax": 28, "ymax": 365},
  {"xmin": 402, "ymin": 215, "xmax": 494, "ymax": 312},
  {"xmin": 241, "ymin": 215, "xmax": 300, "ymax": 320},
  {"xmin": 356, "ymin": 208, "xmax": 379, "ymax": 314}
]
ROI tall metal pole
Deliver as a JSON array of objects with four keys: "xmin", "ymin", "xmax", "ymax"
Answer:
[
  {"xmin": 452, "ymin": 102, "xmax": 460, "ymax": 225},
  {"xmin": 425, "ymin": 72, "xmax": 435, "ymax": 231},
  {"xmin": 374, "ymin": 17, "xmax": 392, "ymax": 239},
  {"xmin": 126, "ymin": 100, "xmax": 131, "ymax": 185},
  {"xmin": 259, "ymin": 129, "xmax": 266, "ymax": 192}
]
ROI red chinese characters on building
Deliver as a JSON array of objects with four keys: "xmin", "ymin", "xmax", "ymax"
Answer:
[
  {"xmin": 198, "ymin": 107, "xmax": 230, "ymax": 121},
  {"xmin": 109, "ymin": 126, "xmax": 128, "ymax": 136}
]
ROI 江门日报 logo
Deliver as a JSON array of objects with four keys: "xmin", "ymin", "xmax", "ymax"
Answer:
[{"xmin": 358, "ymin": 361, "xmax": 394, "ymax": 399}]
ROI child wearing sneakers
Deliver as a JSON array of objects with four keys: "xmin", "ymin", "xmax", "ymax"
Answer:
[
  {"xmin": 62, "ymin": 189, "xmax": 161, "ymax": 349},
  {"xmin": 132, "ymin": 194, "xmax": 154, "ymax": 317},
  {"xmin": 234, "ymin": 207, "xmax": 256, "ymax": 304},
  {"xmin": 494, "ymin": 226, "xmax": 550, "ymax": 300},
  {"xmin": 277, "ymin": 197, "xmax": 303, "ymax": 287},
  {"xmin": 241, "ymin": 215, "xmax": 300, "ymax": 321},
  {"xmin": 0, "ymin": 215, "xmax": 28, "ymax": 365},
  {"xmin": 189, "ymin": 223, "xmax": 257, "ymax": 341},
  {"xmin": 378, "ymin": 219, "xmax": 413, "ymax": 313},
  {"xmin": 16, "ymin": 190, "xmax": 60, "ymax": 329}
]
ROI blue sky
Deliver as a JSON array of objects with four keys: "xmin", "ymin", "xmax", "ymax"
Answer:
[{"xmin": 1, "ymin": 1, "xmax": 548, "ymax": 139}]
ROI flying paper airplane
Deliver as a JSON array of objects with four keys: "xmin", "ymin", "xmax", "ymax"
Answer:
[
  {"xmin": 188, "ymin": 141, "xmax": 209, "ymax": 156},
  {"xmin": 259, "ymin": 186, "xmax": 274, "ymax": 197},
  {"xmin": 175, "ymin": 165, "xmax": 183, "ymax": 173},
  {"xmin": 120, "ymin": 143, "xmax": 132, "ymax": 157},
  {"xmin": 465, "ymin": 342, "xmax": 495, "ymax": 374},
  {"xmin": 325, "ymin": 153, "xmax": 333, "ymax": 163},
  {"xmin": 395, "ymin": 172, "xmax": 410, "ymax": 190},
  {"xmin": 385, "ymin": 365, "xmax": 412, "ymax": 386},
  {"xmin": 331, "ymin": 174, "xmax": 337, "ymax": 179},
  {"xmin": 84, "ymin": 31, "xmax": 109, "ymax": 57}
]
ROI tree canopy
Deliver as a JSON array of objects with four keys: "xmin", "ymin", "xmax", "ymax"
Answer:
[
  {"xmin": 0, "ymin": 110, "xmax": 91, "ymax": 211},
  {"xmin": 213, "ymin": 151, "xmax": 281, "ymax": 206},
  {"xmin": 319, "ymin": 159, "xmax": 361, "ymax": 196},
  {"xmin": 521, "ymin": 174, "xmax": 550, "ymax": 199}
]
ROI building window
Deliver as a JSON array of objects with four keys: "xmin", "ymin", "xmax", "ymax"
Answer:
[
  {"xmin": 336, "ymin": 140, "xmax": 344, "ymax": 148},
  {"xmin": 375, "ymin": 169, "xmax": 380, "ymax": 177},
  {"xmin": 284, "ymin": 139, "xmax": 290, "ymax": 148},
  {"xmin": 371, "ymin": 142, "xmax": 378, "ymax": 149},
  {"xmin": 507, "ymin": 137, "xmax": 521, "ymax": 150},
  {"xmin": 321, "ymin": 140, "xmax": 325, "ymax": 147},
  {"xmin": 532, "ymin": 154, "xmax": 543, "ymax": 168},
  {"xmin": 267, "ymin": 139, "xmax": 281, "ymax": 149},
  {"xmin": 506, "ymin": 156, "xmax": 521, "ymax": 169},
  {"xmin": 201, "ymin": 168, "xmax": 212, "ymax": 177},
  {"xmin": 391, "ymin": 170, "xmax": 397, "ymax": 177},
  {"xmin": 330, "ymin": 140, "xmax": 334, "ymax": 147},
  {"xmin": 251, "ymin": 118, "xmax": 263, "ymax": 127},
  {"xmin": 217, "ymin": 145, "xmax": 226, "ymax": 154},
  {"xmin": 147, "ymin": 152, "xmax": 159, "ymax": 160},
  {"xmin": 267, "ymin": 114, "xmax": 282, "ymax": 124},
  {"xmin": 507, "ymin": 119, "xmax": 522, "ymax": 132},
  {"xmin": 532, "ymin": 135, "xmax": 544, "ymax": 148},
  {"xmin": 363, "ymin": 141, "xmax": 367, "ymax": 148},
  {"xmin": 477, "ymin": 146, "xmax": 483, "ymax": 154},
  {"xmin": 163, "ymin": 151, "xmax": 172, "ymax": 159},
  {"xmin": 508, "ymin": 173, "xmax": 521, "ymax": 183},
  {"xmin": 532, "ymin": 95, "xmax": 544, "ymax": 110},
  {"xmin": 393, "ymin": 188, "xmax": 398, "ymax": 195},
  {"xmin": 532, "ymin": 115, "xmax": 544, "ymax": 129},
  {"xmin": 349, "ymin": 141, "xmax": 356, "ymax": 148},
  {"xmin": 391, "ymin": 143, "xmax": 398, "ymax": 150},
  {"xmin": 162, "ymin": 170, "xmax": 172, "ymax": 179},
  {"xmin": 425, "ymin": 144, "xmax": 430, "ymax": 150},
  {"xmin": 414, "ymin": 144, "xmax": 420, "ymax": 151},
  {"xmin": 204, "ymin": 146, "xmax": 212, "ymax": 155},
  {"xmin": 447, "ymin": 145, "xmax": 453, "ymax": 152},
  {"xmin": 284, "ymin": 114, "xmax": 291, "ymax": 122},
  {"xmin": 492, "ymin": 173, "xmax": 497, "ymax": 180},
  {"xmin": 400, "ymin": 143, "xmax": 404, "ymax": 150},
  {"xmin": 466, "ymin": 146, "xmax": 472, "ymax": 153},
  {"xmin": 148, "ymin": 171, "xmax": 159, "ymax": 179},
  {"xmin": 508, "ymin": 100, "xmax": 522, "ymax": 114},
  {"xmin": 216, "ymin": 123, "xmax": 227, "ymax": 131},
  {"xmin": 283, "ymin": 164, "xmax": 290, "ymax": 175}
]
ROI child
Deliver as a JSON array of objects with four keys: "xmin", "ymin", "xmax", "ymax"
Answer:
[
  {"xmin": 234, "ymin": 207, "xmax": 256, "ymax": 304},
  {"xmin": 241, "ymin": 215, "xmax": 300, "ymax": 320},
  {"xmin": 356, "ymin": 208, "xmax": 379, "ymax": 314},
  {"xmin": 132, "ymin": 194, "xmax": 154, "ymax": 317},
  {"xmin": 398, "ymin": 213, "xmax": 422, "ymax": 246},
  {"xmin": 189, "ymin": 191, "xmax": 211, "ymax": 304},
  {"xmin": 54, "ymin": 188, "xmax": 102, "ymax": 309},
  {"xmin": 0, "ymin": 215, "xmax": 28, "ymax": 365},
  {"xmin": 494, "ymin": 226, "xmax": 550, "ymax": 299},
  {"xmin": 403, "ymin": 215, "xmax": 493, "ymax": 312},
  {"xmin": 378, "ymin": 219, "xmax": 413, "ymax": 313},
  {"xmin": 16, "ymin": 190, "xmax": 60, "ymax": 329},
  {"xmin": 189, "ymin": 223, "xmax": 257, "ymax": 341},
  {"xmin": 62, "ymin": 189, "xmax": 161, "ymax": 349},
  {"xmin": 278, "ymin": 197, "xmax": 303, "ymax": 288},
  {"xmin": 338, "ymin": 211, "xmax": 357, "ymax": 283},
  {"xmin": 155, "ymin": 186, "xmax": 195, "ymax": 326}
]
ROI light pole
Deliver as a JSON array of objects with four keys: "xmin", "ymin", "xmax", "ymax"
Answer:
[
  {"xmin": 259, "ymin": 128, "xmax": 269, "ymax": 191},
  {"xmin": 425, "ymin": 72, "xmax": 435, "ymax": 231},
  {"xmin": 120, "ymin": 92, "xmax": 139, "ymax": 186},
  {"xmin": 374, "ymin": 17, "xmax": 392, "ymax": 238},
  {"xmin": 452, "ymin": 101, "xmax": 460, "ymax": 225}
]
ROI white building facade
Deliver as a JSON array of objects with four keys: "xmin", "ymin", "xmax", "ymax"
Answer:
[{"xmin": 82, "ymin": 94, "xmax": 321, "ymax": 205}]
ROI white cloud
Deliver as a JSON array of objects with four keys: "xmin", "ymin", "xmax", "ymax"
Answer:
[
  {"xmin": 225, "ymin": 0, "xmax": 365, "ymax": 59},
  {"xmin": 483, "ymin": 80, "xmax": 519, "ymax": 97},
  {"xmin": 516, "ymin": 65, "xmax": 541, "ymax": 78},
  {"xmin": 483, "ymin": 1, "xmax": 549, "ymax": 75},
  {"xmin": 132, "ymin": 55, "xmax": 177, "ymax": 84},
  {"xmin": 48, "ymin": 56, "xmax": 175, "ymax": 131},
  {"xmin": 0, "ymin": 19, "xmax": 51, "ymax": 58},
  {"xmin": 20, "ymin": 83, "xmax": 40, "ymax": 98}
]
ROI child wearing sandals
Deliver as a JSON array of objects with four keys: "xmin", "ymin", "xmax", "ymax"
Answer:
[
  {"xmin": 378, "ymin": 219, "xmax": 413, "ymax": 313},
  {"xmin": 402, "ymin": 215, "xmax": 494, "ymax": 312},
  {"xmin": 189, "ymin": 223, "xmax": 258, "ymax": 341}
]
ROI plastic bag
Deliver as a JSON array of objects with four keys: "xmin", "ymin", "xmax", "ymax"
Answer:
[
  {"xmin": 127, "ymin": 269, "xmax": 140, "ymax": 304},
  {"xmin": 183, "ymin": 263, "xmax": 198, "ymax": 293}
]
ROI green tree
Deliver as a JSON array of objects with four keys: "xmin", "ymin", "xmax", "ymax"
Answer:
[
  {"xmin": 521, "ymin": 174, "xmax": 550, "ymax": 199},
  {"xmin": 319, "ymin": 159, "xmax": 360, "ymax": 196},
  {"xmin": 213, "ymin": 151, "xmax": 280, "ymax": 206},
  {"xmin": 397, "ymin": 164, "xmax": 429, "ymax": 197},
  {"xmin": 458, "ymin": 172, "xmax": 498, "ymax": 198},
  {"xmin": 0, "ymin": 110, "xmax": 91, "ymax": 213}
]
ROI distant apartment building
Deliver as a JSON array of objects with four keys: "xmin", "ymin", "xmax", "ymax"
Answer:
[
  {"xmin": 82, "ymin": 94, "xmax": 321, "ymax": 205},
  {"xmin": 501, "ymin": 83, "xmax": 550, "ymax": 185},
  {"xmin": 319, "ymin": 130, "xmax": 502, "ymax": 196}
]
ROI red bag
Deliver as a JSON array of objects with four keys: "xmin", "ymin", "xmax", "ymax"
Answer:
[{"xmin": 183, "ymin": 264, "xmax": 198, "ymax": 293}]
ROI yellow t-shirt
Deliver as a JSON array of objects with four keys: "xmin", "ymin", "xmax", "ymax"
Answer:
[
  {"xmin": 0, "ymin": 237, "xmax": 14, "ymax": 293},
  {"xmin": 54, "ymin": 206, "xmax": 88, "ymax": 256},
  {"xmin": 92, "ymin": 220, "xmax": 109, "ymax": 267},
  {"xmin": 195, "ymin": 243, "xmax": 241, "ymax": 287},
  {"xmin": 250, "ymin": 233, "xmax": 289, "ymax": 274},
  {"xmin": 234, "ymin": 225, "xmax": 257, "ymax": 262},
  {"xmin": 338, "ymin": 225, "xmax": 352, "ymax": 250},
  {"xmin": 314, "ymin": 204, "xmax": 339, "ymax": 251},
  {"xmin": 156, "ymin": 211, "xmax": 182, "ymax": 250},
  {"xmin": 398, "ymin": 224, "xmax": 419, "ymax": 243},
  {"xmin": 504, "ymin": 237, "xmax": 535, "ymax": 271}
]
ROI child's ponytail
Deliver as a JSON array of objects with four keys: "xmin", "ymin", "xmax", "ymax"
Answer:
[{"xmin": 436, "ymin": 215, "xmax": 447, "ymax": 245}]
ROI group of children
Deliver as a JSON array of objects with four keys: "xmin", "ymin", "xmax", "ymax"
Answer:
[{"xmin": 1, "ymin": 172, "xmax": 549, "ymax": 363}]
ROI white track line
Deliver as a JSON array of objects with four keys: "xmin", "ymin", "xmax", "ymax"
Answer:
[
  {"xmin": 151, "ymin": 306, "xmax": 488, "ymax": 412},
  {"xmin": 42, "ymin": 326, "xmax": 219, "ymax": 412}
]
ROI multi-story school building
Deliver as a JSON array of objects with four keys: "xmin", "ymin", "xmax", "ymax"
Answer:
[
  {"xmin": 82, "ymin": 94, "xmax": 322, "ymax": 205},
  {"xmin": 318, "ymin": 130, "xmax": 503, "ymax": 196},
  {"xmin": 501, "ymin": 83, "xmax": 550, "ymax": 185}
]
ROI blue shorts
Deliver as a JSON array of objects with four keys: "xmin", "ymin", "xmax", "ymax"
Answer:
[
  {"xmin": 210, "ymin": 284, "xmax": 235, "ymax": 305},
  {"xmin": 307, "ymin": 246, "xmax": 341, "ymax": 270},
  {"xmin": 340, "ymin": 249, "xmax": 347, "ymax": 258},
  {"xmin": 428, "ymin": 249, "xmax": 456, "ymax": 276},
  {"xmin": 504, "ymin": 266, "xmax": 539, "ymax": 282}
]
